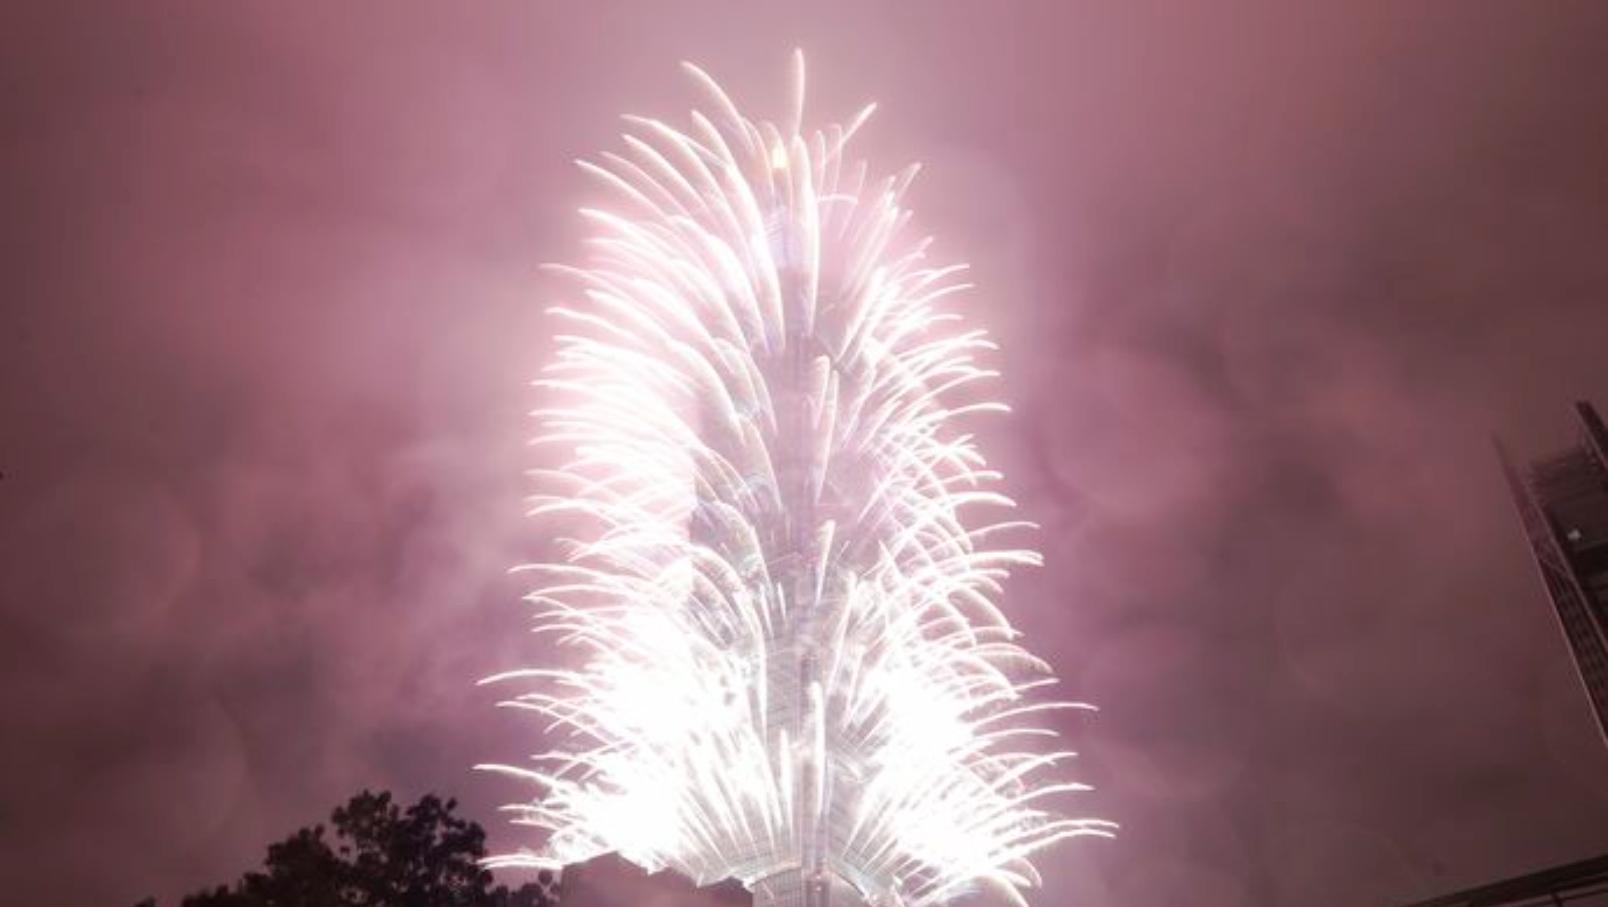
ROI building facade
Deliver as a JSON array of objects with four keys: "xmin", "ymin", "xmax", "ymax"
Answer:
[{"xmin": 1498, "ymin": 400, "xmax": 1608, "ymax": 744}]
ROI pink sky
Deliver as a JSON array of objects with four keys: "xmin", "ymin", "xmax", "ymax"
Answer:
[{"xmin": 3, "ymin": 3, "xmax": 1608, "ymax": 905}]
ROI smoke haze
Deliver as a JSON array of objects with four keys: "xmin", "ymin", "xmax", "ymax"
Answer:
[{"xmin": 3, "ymin": 3, "xmax": 1608, "ymax": 905}]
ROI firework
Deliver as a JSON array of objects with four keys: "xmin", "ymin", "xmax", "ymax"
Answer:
[{"xmin": 480, "ymin": 52, "xmax": 1113, "ymax": 907}]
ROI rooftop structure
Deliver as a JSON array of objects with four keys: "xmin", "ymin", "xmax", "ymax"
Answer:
[{"xmin": 1393, "ymin": 852, "xmax": 1608, "ymax": 906}]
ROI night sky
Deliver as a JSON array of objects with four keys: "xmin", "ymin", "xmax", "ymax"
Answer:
[{"xmin": 4, "ymin": 3, "xmax": 1608, "ymax": 905}]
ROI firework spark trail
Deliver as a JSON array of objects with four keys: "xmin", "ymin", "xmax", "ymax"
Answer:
[{"xmin": 479, "ymin": 52, "xmax": 1114, "ymax": 906}]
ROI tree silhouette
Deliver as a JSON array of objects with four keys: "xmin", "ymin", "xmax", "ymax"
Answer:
[{"xmin": 158, "ymin": 791, "xmax": 552, "ymax": 907}]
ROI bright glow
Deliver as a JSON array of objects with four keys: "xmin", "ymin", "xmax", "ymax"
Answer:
[{"xmin": 479, "ymin": 51, "xmax": 1113, "ymax": 907}]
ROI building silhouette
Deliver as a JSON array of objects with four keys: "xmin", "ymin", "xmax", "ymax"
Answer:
[
  {"xmin": 557, "ymin": 852, "xmax": 752, "ymax": 907},
  {"xmin": 1497, "ymin": 400, "xmax": 1608, "ymax": 744},
  {"xmin": 1392, "ymin": 852, "xmax": 1608, "ymax": 906},
  {"xmin": 1390, "ymin": 401, "xmax": 1608, "ymax": 905}
]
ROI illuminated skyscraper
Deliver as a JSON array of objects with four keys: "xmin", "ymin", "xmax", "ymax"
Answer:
[
  {"xmin": 1498, "ymin": 400, "xmax": 1608, "ymax": 744},
  {"xmin": 483, "ymin": 55, "xmax": 1112, "ymax": 907}
]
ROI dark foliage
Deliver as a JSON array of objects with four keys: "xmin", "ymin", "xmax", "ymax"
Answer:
[{"xmin": 142, "ymin": 790, "xmax": 552, "ymax": 907}]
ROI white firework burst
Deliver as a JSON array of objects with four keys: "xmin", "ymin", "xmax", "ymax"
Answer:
[{"xmin": 480, "ymin": 52, "xmax": 1113, "ymax": 907}]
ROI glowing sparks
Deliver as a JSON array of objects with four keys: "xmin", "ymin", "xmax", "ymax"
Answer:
[{"xmin": 480, "ymin": 52, "xmax": 1113, "ymax": 906}]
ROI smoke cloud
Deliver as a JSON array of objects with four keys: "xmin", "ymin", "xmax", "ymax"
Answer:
[{"xmin": 2, "ymin": 3, "xmax": 1607, "ymax": 905}]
